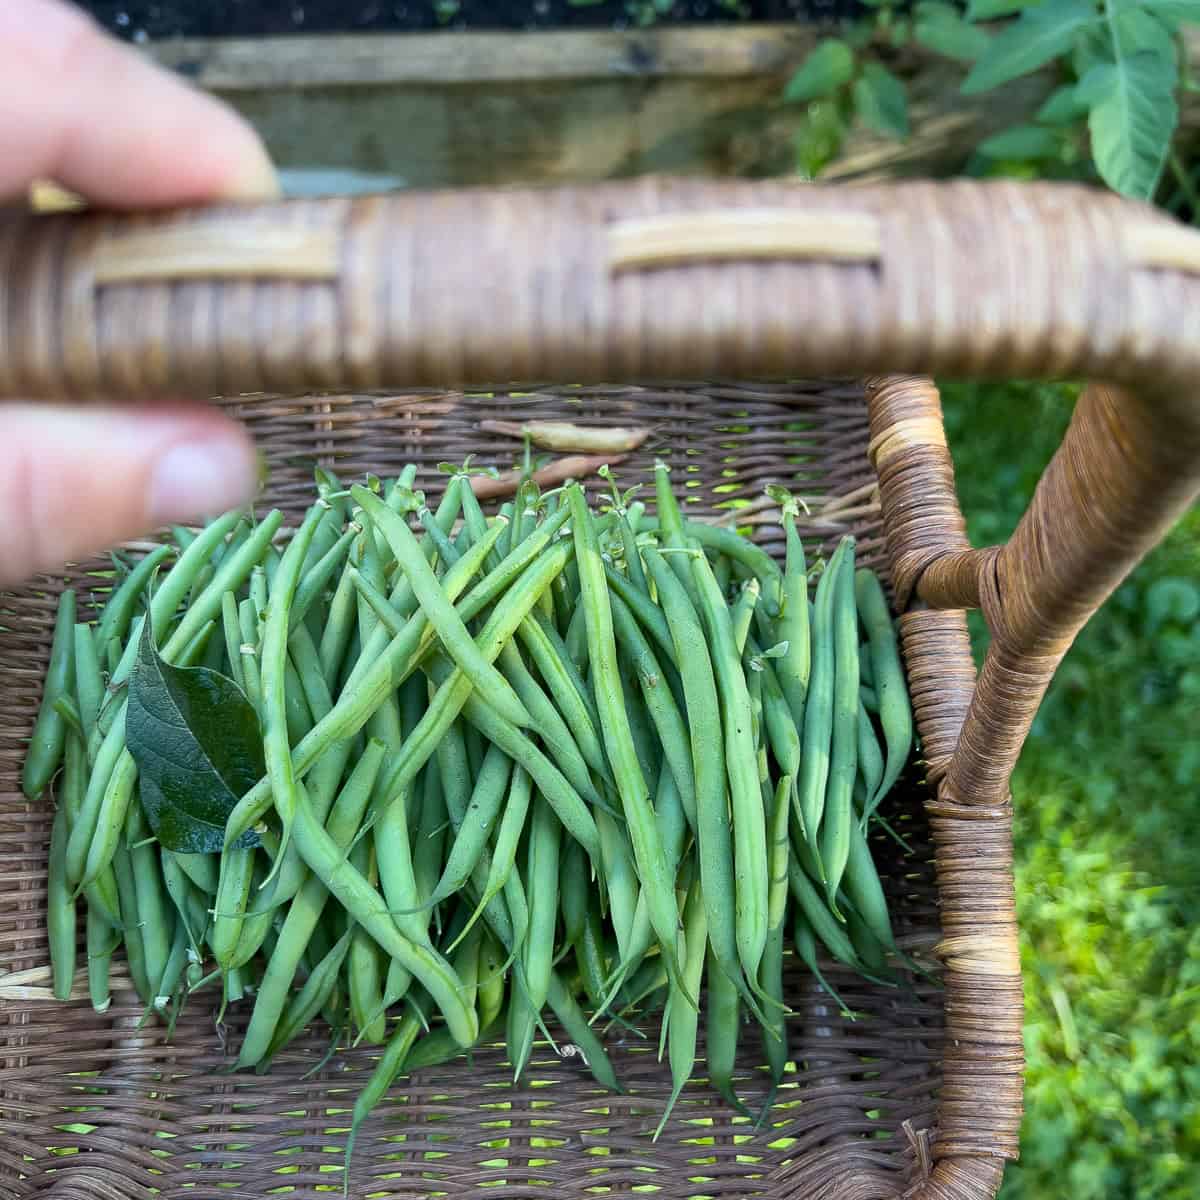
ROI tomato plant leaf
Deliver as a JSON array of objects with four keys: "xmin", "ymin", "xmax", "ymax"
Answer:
[
  {"xmin": 783, "ymin": 39, "xmax": 856, "ymax": 103},
  {"xmin": 963, "ymin": 0, "xmax": 1101, "ymax": 94},
  {"xmin": 915, "ymin": 1, "xmax": 993, "ymax": 60},
  {"xmin": 853, "ymin": 63, "xmax": 910, "ymax": 138},
  {"xmin": 1036, "ymin": 83, "xmax": 1091, "ymax": 123},
  {"xmin": 1085, "ymin": 50, "xmax": 1178, "ymax": 199},
  {"xmin": 979, "ymin": 123, "xmax": 1064, "ymax": 159},
  {"xmin": 127, "ymin": 618, "xmax": 264, "ymax": 853},
  {"xmin": 966, "ymin": 0, "xmax": 1038, "ymax": 18}
]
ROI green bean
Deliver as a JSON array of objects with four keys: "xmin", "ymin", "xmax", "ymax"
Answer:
[
  {"xmin": 795, "ymin": 538, "xmax": 849, "ymax": 850},
  {"xmin": 655, "ymin": 877, "xmax": 707, "ymax": 1138},
  {"xmin": 546, "ymin": 969, "xmax": 621, "ymax": 1093},
  {"xmin": 775, "ymin": 507, "xmax": 811, "ymax": 727},
  {"xmin": 81, "ymin": 864, "xmax": 122, "ymax": 933},
  {"xmin": 601, "ymin": 564, "xmax": 675, "ymax": 668},
  {"xmin": 459, "ymin": 685, "xmax": 602, "ymax": 860},
  {"xmin": 856, "ymin": 698, "xmax": 884, "ymax": 808},
  {"xmin": 349, "ymin": 842, "xmax": 388, "ymax": 1045},
  {"xmin": 154, "ymin": 917, "xmax": 189, "ymax": 1010},
  {"xmin": 111, "ymin": 843, "xmax": 149, "ymax": 1003},
  {"xmin": 353, "ymin": 486, "xmax": 530, "ymax": 728},
  {"xmin": 731, "ymin": 578, "xmax": 760, "ymax": 657},
  {"xmin": 842, "ymin": 815, "xmax": 896, "ymax": 954},
  {"xmin": 559, "ymin": 837, "xmax": 589, "ymax": 951},
  {"xmin": 262, "ymin": 929, "xmax": 354, "ymax": 1067},
  {"xmin": 319, "ymin": 566, "xmax": 359, "ymax": 687},
  {"xmin": 344, "ymin": 1008, "xmax": 423, "ymax": 1179},
  {"xmin": 47, "ymin": 805, "xmax": 76, "ymax": 1001},
  {"xmin": 692, "ymin": 549, "xmax": 768, "ymax": 984},
  {"xmin": 787, "ymin": 857, "xmax": 862, "ymax": 973},
  {"xmin": 160, "ymin": 511, "xmax": 283, "ymax": 666},
  {"xmin": 427, "ymin": 743, "xmax": 512, "ymax": 908},
  {"xmin": 224, "ymin": 519, "xmax": 509, "ymax": 847},
  {"xmin": 854, "ymin": 569, "xmax": 913, "ymax": 821},
  {"xmin": 367, "ymin": 541, "xmax": 576, "ymax": 824},
  {"xmin": 59, "ymin": 728, "xmax": 86, "ymax": 830},
  {"xmin": 713, "ymin": 550, "xmax": 732, "ymax": 595},
  {"xmin": 859, "ymin": 640, "xmax": 874, "ymax": 688},
  {"xmin": 211, "ymin": 846, "xmax": 256, "ymax": 971},
  {"xmin": 72, "ymin": 624, "xmax": 103, "ymax": 748},
  {"xmin": 262, "ymin": 504, "xmax": 329, "ymax": 867},
  {"xmin": 844, "ymin": 904, "xmax": 888, "ymax": 975},
  {"xmin": 292, "ymin": 526, "xmax": 356, "ymax": 630},
  {"xmin": 411, "ymin": 765, "xmax": 447, "ymax": 907},
  {"xmin": 523, "ymin": 795, "xmax": 561, "ymax": 1017},
  {"xmin": 23, "ymin": 589, "xmax": 76, "ymax": 798},
  {"xmin": 681, "ymin": 521, "xmax": 783, "ymax": 616},
  {"xmin": 705, "ymin": 947, "xmax": 747, "ymax": 1116},
  {"xmin": 291, "ymin": 781, "xmax": 477, "ymax": 1047},
  {"xmin": 452, "ymin": 765, "xmax": 533, "ymax": 951},
  {"xmin": 433, "ymin": 716, "xmax": 473, "ymax": 833},
  {"xmin": 750, "ymin": 643, "xmax": 802, "ymax": 803},
  {"xmin": 819, "ymin": 538, "xmax": 858, "ymax": 910},
  {"xmin": 516, "ymin": 615, "xmax": 608, "ymax": 781},
  {"xmin": 94, "ymin": 543, "xmax": 173, "ymax": 654},
  {"xmin": 567, "ymin": 484, "xmax": 685, "ymax": 999},
  {"xmin": 564, "ymin": 601, "xmax": 588, "ymax": 672},
  {"xmin": 237, "ymin": 742, "xmax": 387, "ymax": 1069},
  {"xmin": 74, "ymin": 747, "xmax": 136, "ymax": 892},
  {"xmin": 792, "ymin": 910, "xmax": 852, "ymax": 1019},
  {"xmin": 609, "ymin": 590, "xmax": 697, "ymax": 832},
  {"xmin": 497, "ymin": 641, "xmax": 595, "ymax": 806},
  {"xmin": 86, "ymin": 906, "xmax": 115, "ymax": 1013},
  {"xmin": 642, "ymin": 546, "xmax": 757, "ymax": 1011},
  {"xmin": 760, "ymin": 775, "xmax": 792, "ymax": 1107},
  {"xmin": 617, "ymin": 650, "xmax": 659, "ymax": 797}
]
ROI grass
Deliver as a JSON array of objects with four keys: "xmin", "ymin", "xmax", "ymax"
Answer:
[{"xmin": 940, "ymin": 381, "xmax": 1200, "ymax": 1200}]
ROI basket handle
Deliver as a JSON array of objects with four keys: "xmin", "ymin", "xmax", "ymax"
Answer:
[
  {"xmin": 1, "ymin": 178, "xmax": 1197, "ymax": 807},
  {"xmin": 866, "ymin": 373, "xmax": 1200, "ymax": 809}
]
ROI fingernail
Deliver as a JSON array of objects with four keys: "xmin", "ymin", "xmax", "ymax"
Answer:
[
  {"xmin": 224, "ymin": 151, "xmax": 281, "ymax": 202},
  {"xmin": 150, "ymin": 438, "xmax": 257, "ymax": 525}
]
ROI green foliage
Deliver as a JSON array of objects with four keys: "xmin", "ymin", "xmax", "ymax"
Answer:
[
  {"xmin": 941, "ymin": 380, "xmax": 1200, "ymax": 1199},
  {"xmin": 126, "ymin": 618, "xmax": 264, "ymax": 853},
  {"xmin": 784, "ymin": 1, "xmax": 1196, "ymax": 208}
]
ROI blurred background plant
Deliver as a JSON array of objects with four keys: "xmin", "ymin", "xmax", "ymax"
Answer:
[{"xmin": 786, "ymin": 0, "xmax": 1199, "ymax": 215}]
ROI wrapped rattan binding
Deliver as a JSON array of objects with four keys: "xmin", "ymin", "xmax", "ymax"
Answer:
[{"xmin": 2, "ymin": 177, "xmax": 1200, "ymax": 1200}]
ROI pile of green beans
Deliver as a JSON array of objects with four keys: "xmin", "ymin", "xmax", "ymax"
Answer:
[{"xmin": 27, "ymin": 459, "xmax": 913, "ymax": 1156}]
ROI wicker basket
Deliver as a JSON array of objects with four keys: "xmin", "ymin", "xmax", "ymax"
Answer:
[{"xmin": 1, "ymin": 178, "xmax": 1198, "ymax": 1200}]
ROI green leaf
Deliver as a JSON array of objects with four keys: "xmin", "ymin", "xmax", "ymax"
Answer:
[
  {"xmin": 127, "ymin": 619, "xmax": 264, "ymax": 854},
  {"xmin": 783, "ymin": 39, "xmax": 856, "ymax": 103},
  {"xmin": 979, "ymin": 123, "xmax": 1064, "ymax": 158},
  {"xmin": 915, "ymin": 1, "xmax": 993, "ymax": 59},
  {"xmin": 1141, "ymin": 0, "xmax": 1200, "ymax": 31},
  {"xmin": 1086, "ymin": 53, "xmax": 1178, "ymax": 199},
  {"xmin": 966, "ymin": 0, "xmax": 1037, "ymax": 17},
  {"xmin": 963, "ymin": 1, "xmax": 1101, "ymax": 94},
  {"xmin": 1036, "ymin": 83, "xmax": 1091, "ymax": 123},
  {"xmin": 1145, "ymin": 577, "xmax": 1200, "ymax": 631},
  {"xmin": 1115, "ymin": 2, "xmax": 1178, "ymax": 58},
  {"xmin": 853, "ymin": 63, "xmax": 911, "ymax": 138}
]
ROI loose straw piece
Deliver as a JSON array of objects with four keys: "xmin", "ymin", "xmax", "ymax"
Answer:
[
  {"xmin": 93, "ymin": 227, "xmax": 340, "ymax": 284},
  {"xmin": 479, "ymin": 419, "xmax": 650, "ymax": 455},
  {"xmin": 609, "ymin": 209, "xmax": 881, "ymax": 271}
]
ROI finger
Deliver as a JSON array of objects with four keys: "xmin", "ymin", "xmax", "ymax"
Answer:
[
  {"xmin": 0, "ymin": 0, "xmax": 276, "ymax": 207},
  {"xmin": 0, "ymin": 403, "xmax": 257, "ymax": 585}
]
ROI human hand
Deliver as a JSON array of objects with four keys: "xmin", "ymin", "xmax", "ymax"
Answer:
[{"xmin": 0, "ymin": 0, "xmax": 278, "ymax": 585}]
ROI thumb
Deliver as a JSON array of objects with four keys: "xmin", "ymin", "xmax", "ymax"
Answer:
[{"xmin": 0, "ymin": 403, "xmax": 257, "ymax": 585}]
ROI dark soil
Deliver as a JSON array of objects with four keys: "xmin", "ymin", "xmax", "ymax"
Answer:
[{"xmin": 81, "ymin": 1, "xmax": 864, "ymax": 39}]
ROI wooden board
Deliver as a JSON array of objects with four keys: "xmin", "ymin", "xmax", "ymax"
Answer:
[{"xmin": 144, "ymin": 25, "xmax": 1200, "ymax": 190}]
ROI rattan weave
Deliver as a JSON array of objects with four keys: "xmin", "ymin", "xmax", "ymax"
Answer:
[{"xmin": 1, "ymin": 178, "xmax": 1199, "ymax": 1200}]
